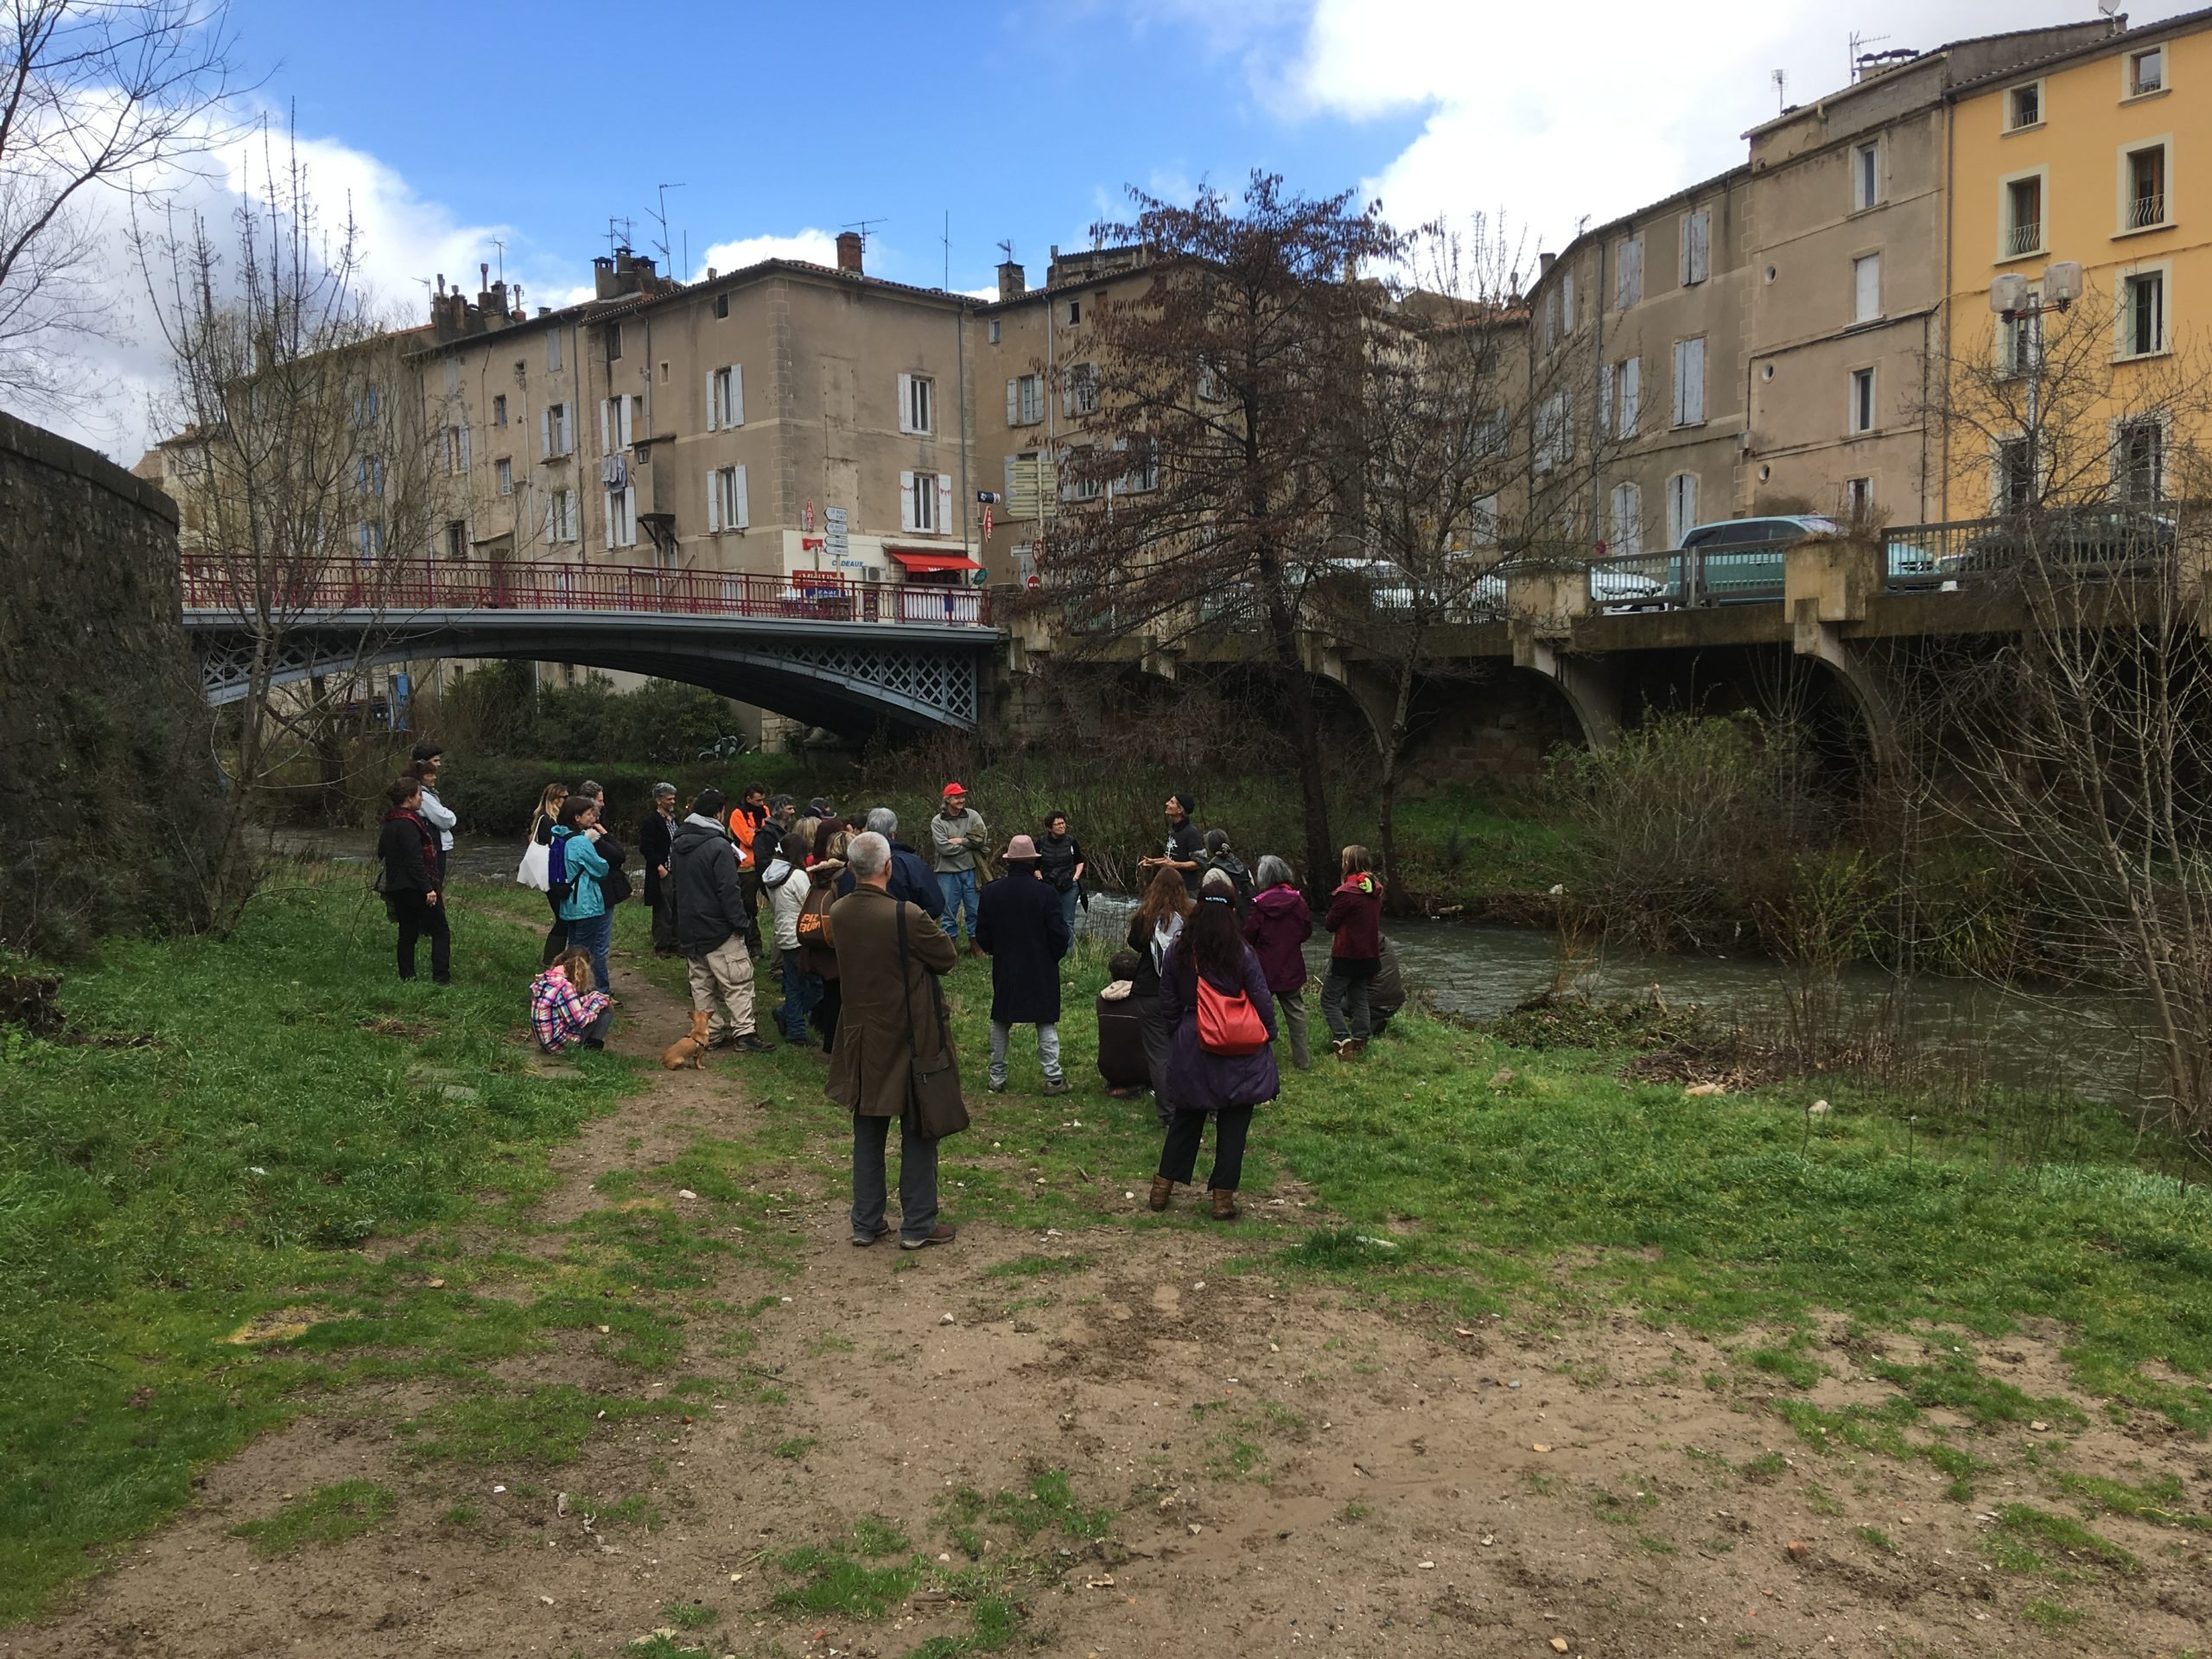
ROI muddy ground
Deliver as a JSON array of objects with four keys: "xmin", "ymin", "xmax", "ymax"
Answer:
[{"xmin": 16, "ymin": 939, "xmax": 2210, "ymax": 1659}]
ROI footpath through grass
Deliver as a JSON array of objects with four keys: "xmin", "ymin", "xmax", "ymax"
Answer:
[{"xmin": 5, "ymin": 867, "xmax": 2209, "ymax": 1628}]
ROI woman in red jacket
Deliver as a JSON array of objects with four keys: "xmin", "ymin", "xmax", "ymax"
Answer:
[{"xmin": 1320, "ymin": 844, "xmax": 1382, "ymax": 1060}]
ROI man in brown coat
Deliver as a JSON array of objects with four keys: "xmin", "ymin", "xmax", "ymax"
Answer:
[{"xmin": 828, "ymin": 831, "xmax": 960, "ymax": 1249}]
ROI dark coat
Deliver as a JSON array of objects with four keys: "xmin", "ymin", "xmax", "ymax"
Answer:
[
  {"xmin": 1243, "ymin": 883, "xmax": 1313, "ymax": 994},
  {"xmin": 1095, "ymin": 986, "xmax": 1147, "ymax": 1088},
  {"xmin": 975, "ymin": 869, "xmax": 1070, "ymax": 1025},
  {"xmin": 1158, "ymin": 938, "xmax": 1281, "ymax": 1114},
  {"xmin": 836, "ymin": 840, "xmax": 945, "ymax": 918},
  {"xmin": 639, "ymin": 810, "xmax": 674, "ymax": 902},
  {"xmin": 1323, "ymin": 872, "xmax": 1383, "ymax": 962},
  {"xmin": 826, "ymin": 885, "xmax": 959, "ymax": 1117},
  {"xmin": 1036, "ymin": 830, "xmax": 1084, "ymax": 893},
  {"xmin": 1371, "ymin": 938, "xmax": 1406, "ymax": 1020},
  {"xmin": 378, "ymin": 807, "xmax": 437, "ymax": 909},
  {"xmin": 670, "ymin": 817, "xmax": 747, "ymax": 955}
]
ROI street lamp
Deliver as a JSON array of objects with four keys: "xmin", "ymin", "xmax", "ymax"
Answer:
[{"xmin": 1990, "ymin": 261, "xmax": 2084, "ymax": 512}]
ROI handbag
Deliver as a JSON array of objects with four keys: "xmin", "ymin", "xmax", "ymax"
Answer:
[
  {"xmin": 518, "ymin": 838, "xmax": 551, "ymax": 891},
  {"xmin": 897, "ymin": 900, "xmax": 969, "ymax": 1140},
  {"xmin": 1196, "ymin": 971, "xmax": 1269, "ymax": 1056},
  {"xmin": 601, "ymin": 860, "xmax": 633, "ymax": 906}
]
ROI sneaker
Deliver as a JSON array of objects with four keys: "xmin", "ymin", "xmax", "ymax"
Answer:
[
  {"xmin": 988, "ymin": 1077, "xmax": 1008, "ymax": 1094},
  {"xmin": 850, "ymin": 1222, "xmax": 892, "ymax": 1247},
  {"xmin": 1042, "ymin": 1077, "xmax": 1071, "ymax": 1096},
  {"xmin": 899, "ymin": 1224, "xmax": 958, "ymax": 1251},
  {"xmin": 733, "ymin": 1032, "xmax": 775, "ymax": 1054}
]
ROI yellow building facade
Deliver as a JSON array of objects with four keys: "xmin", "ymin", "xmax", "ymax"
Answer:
[{"xmin": 1942, "ymin": 10, "xmax": 2212, "ymax": 518}]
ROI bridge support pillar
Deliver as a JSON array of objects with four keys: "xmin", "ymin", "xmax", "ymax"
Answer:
[
  {"xmin": 1510, "ymin": 620, "xmax": 1620, "ymax": 747},
  {"xmin": 1792, "ymin": 606, "xmax": 1901, "ymax": 774}
]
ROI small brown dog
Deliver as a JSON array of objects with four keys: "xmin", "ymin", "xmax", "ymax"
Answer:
[{"xmin": 661, "ymin": 1009, "xmax": 710, "ymax": 1070}]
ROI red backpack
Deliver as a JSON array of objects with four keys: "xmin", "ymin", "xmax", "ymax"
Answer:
[{"xmin": 1196, "ymin": 974, "xmax": 1268, "ymax": 1056}]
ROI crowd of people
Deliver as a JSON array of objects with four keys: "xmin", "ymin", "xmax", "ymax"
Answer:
[{"xmin": 375, "ymin": 771, "xmax": 1407, "ymax": 1250}]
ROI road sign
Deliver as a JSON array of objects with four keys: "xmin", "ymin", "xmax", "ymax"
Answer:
[
  {"xmin": 823, "ymin": 505, "xmax": 848, "ymax": 560},
  {"xmin": 803, "ymin": 499, "xmax": 816, "ymax": 534},
  {"xmin": 982, "ymin": 506, "xmax": 993, "ymax": 539}
]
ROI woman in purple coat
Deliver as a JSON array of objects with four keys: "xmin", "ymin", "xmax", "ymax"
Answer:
[{"xmin": 1148, "ymin": 868, "xmax": 1280, "ymax": 1221}]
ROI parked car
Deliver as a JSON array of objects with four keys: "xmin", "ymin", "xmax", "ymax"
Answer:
[{"xmin": 1940, "ymin": 509, "xmax": 2177, "ymax": 579}]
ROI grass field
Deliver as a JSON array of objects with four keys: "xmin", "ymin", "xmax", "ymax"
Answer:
[{"xmin": 3, "ymin": 865, "xmax": 2208, "ymax": 1627}]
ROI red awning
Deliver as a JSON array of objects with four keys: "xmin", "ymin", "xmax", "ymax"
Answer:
[{"xmin": 887, "ymin": 549, "xmax": 981, "ymax": 574}]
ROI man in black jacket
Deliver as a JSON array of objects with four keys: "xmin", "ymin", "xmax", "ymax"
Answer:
[
  {"xmin": 835, "ymin": 806, "xmax": 945, "ymax": 917},
  {"xmin": 640, "ymin": 783, "xmax": 677, "ymax": 957},
  {"xmin": 669, "ymin": 787, "xmax": 772, "ymax": 1052},
  {"xmin": 377, "ymin": 774, "xmax": 449, "ymax": 984}
]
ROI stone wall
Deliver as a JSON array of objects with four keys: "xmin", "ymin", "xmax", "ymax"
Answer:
[
  {"xmin": 0, "ymin": 411, "xmax": 225, "ymax": 958},
  {"xmin": 1399, "ymin": 671, "xmax": 1586, "ymax": 787}
]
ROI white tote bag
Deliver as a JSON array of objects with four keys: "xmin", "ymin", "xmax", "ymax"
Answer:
[{"xmin": 517, "ymin": 836, "xmax": 551, "ymax": 891}]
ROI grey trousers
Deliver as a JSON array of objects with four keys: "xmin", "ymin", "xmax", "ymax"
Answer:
[
  {"xmin": 989, "ymin": 1020, "xmax": 1063, "ymax": 1086},
  {"xmin": 1321, "ymin": 965, "xmax": 1371, "ymax": 1043},
  {"xmin": 1277, "ymin": 987, "xmax": 1312, "ymax": 1069},
  {"xmin": 851, "ymin": 1113, "xmax": 939, "ymax": 1243}
]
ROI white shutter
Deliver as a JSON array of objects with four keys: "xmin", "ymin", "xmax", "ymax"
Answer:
[
  {"xmin": 898, "ymin": 372, "xmax": 914, "ymax": 435},
  {"xmin": 937, "ymin": 474, "xmax": 953, "ymax": 536},
  {"xmin": 707, "ymin": 470, "xmax": 721, "ymax": 533},
  {"xmin": 1854, "ymin": 254, "xmax": 1880, "ymax": 322},
  {"xmin": 626, "ymin": 396, "xmax": 641, "ymax": 447},
  {"xmin": 598, "ymin": 398, "xmax": 610, "ymax": 454},
  {"xmin": 728, "ymin": 364, "xmax": 743, "ymax": 426},
  {"xmin": 731, "ymin": 464, "xmax": 749, "ymax": 529},
  {"xmin": 601, "ymin": 486, "xmax": 612, "ymax": 545},
  {"xmin": 1003, "ymin": 454, "xmax": 1015, "ymax": 501},
  {"xmin": 459, "ymin": 425, "xmax": 472, "ymax": 469},
  {"xmin": 1622, "ymin": 358, "xmax": 1640, "ymax": 430},
  {"xmin": 705, "ymin": 369, "xmax": 719, "ymax": 432},
  {"xmin": 1686, "ymin": 338, "xmax": 1705, "ymax": 423},
  {"xmin": 1560, "ymin": 270, "xmax": 1575, "ymax": 334},
  {"xmin": 540, "ymin": 406, "xmax": 550, "ymax": 459},
  {"xmin": 899, "ymin": 470, "xmax": 917, "ymax": 532},
  {"xmin": 1006, "ymin": 378, "xmax": 1020, "ymax": 425},
  {"xmin": 1597, "ymin": 362, "xmax": 1613, "ymax": 438}
]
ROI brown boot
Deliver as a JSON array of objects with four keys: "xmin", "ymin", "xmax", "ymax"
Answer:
[
  {"xmin": 1148, "ymin": 1176, "xmax": 1174, "ymax": 1212},
  {"xmin": 1211, "ymin": 1188, "xmax": 1239, "ymax": 1222}
]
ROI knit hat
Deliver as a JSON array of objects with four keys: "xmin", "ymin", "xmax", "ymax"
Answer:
[{"xmin": 1001, "ymin": 834, "xmax": 1040, "ymax": 863}]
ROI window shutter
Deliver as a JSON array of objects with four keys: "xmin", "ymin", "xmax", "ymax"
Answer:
[
  {"xmin": 602, "ymin": 486, "xmax": 612, "ymax": 545},
  {"xmin": 626, "ymin": 397, "xmax": 642, "ymax": 447},
  {"xmin": 899, "ymin": 470, "xmax": 916, "ymax": 532},
  {"xmin": 898, "ymin": 372, "xmax": 914, "ymax": 435},
  {"xmin": 1006, "ymin": 378, "xmax": 1020, "ymax": 425},
  {"xmin": 707, "ymin": 470, "xmax": 721, "ymax": 533},
  {"xmin": 1686, "ymin": 339, "xmax": 1705, "ymax": 423},
  {"xmin": 729, "ymin": 365, "xmax": 743, "ymax": 426},
  {"xmin": 732, "ymin": 465, "xmax": 749, "ymax": 530},
  {"xmin": 459, "ymin": 425, "xmax": 471, "ymax": 469},
  {"xmin": 1598, "ymin": 362, "xmax": 1613, "ymax": 438},
  {"xmin": 937, "ymin": 474, "xmax": 952, "ymax": 535},
  {"xmin": 1854, "ymin": 254, "xmax": 1880, "ymax": 322},
  {"xmin": 1561, "ymin": 270, "xmax": 1575, "ymax": 334},
  {"xmin": 599, "ymin": 399, "xmax": 610, "ymax": 454},
  {"xmin": 706, "ymin": 369, "xmax": 719, "ymax": 432},
  {"xmin": 540, "ymin": 407, "xmax": 550, "ymax": 458},
  {"xmin": 1624, "ymin": 357, "xmax": 1641, "ymax": 430},
  {"xmin": 1003, "ymin": 454, "xmax": 1015, "ymax": 502}
]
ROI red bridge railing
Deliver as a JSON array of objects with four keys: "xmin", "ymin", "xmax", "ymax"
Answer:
[{"xmin": 178, "ymin": 557, "xmax": 995, "ymax": 628}]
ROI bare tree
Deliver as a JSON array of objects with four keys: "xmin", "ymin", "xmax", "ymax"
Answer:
[
  {"xmin": 136, "ymin": 130, "xmax": 435, "ymax": 925},
  {"xmin": 1902, "ymin": 278, "xmax": 2212, "ymax": 1154},
  {"xmin": 0, "ymin": 0, "xmax": 239, "ymax": 415},
  {"xmin": 1036, "ymin": 172, "xmax": 1405, "ymax": 893}
]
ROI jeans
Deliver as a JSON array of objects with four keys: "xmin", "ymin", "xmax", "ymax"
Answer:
[
  {"xmin": 1158, "ymin": 1104, "xmax": 1254, "ymax": 1191},
  {"xmin": 1276, "ymin": 987, "xmax": 1312, "ymax": 1069},
  {"xmin": 566, "ymin": 912, "xmax": 613, "ymax": 1000},
  {"xmin": 989, "ymin": 1020, "xmax": 1063, "ymax": 1088},
  {"xmin": 1058, "ymin": 887, "xmax": 1080, "ymax": 956},
  {"xmin": 851, "ymin": 1112, "xmax": 939, "ymax": 1242},
  {"xmin": 777, "ymin": 948, "xmax": 820, "ymax": 1044},
  {"xmin": 392, "ymin": 891, "xmax": 450, "ymax": 982},
  {"xmin": 1135, "ymin": 993, "xmax": 1174, "ymax": 1125},
  {"xmin": 938, "ymin": 868, "xmax": 980, "ymax": 943},
  {"xmin": 687, "ymin": 933, "xmax": 756, "ymax": 1040},
  {"xmin": 1321, "ymin": 962, "xmax": 1373, "ymax": 1043}
]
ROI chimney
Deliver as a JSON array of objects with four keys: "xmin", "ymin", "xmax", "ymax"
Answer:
[
  {"xmin": 1538, "ymin": 251, "xmax": 1556, "ymax": 277},
  {"xmin": 836, "ymin": 231, "xmax": 864, "ymax": 275},
  {"xmin": 593, "ymin": 254, "xmax": 619, "ymax": 300},
  {"xmin": 997, "ymin": 260, "xmax": 1027, "ymax": 301},
  {"xmin": 706, "ymin": 266, "xmax": 717, "ymax": 281}
]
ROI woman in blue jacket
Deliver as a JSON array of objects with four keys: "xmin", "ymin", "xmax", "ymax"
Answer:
[{"xmin": 550, "ymin": 795, "xmax": 613, "ymax": 995}]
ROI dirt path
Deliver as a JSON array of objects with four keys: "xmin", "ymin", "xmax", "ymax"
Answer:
[{"xmin": 22, "ymin": 937, "xmax": 2210, "ymax": 1659}]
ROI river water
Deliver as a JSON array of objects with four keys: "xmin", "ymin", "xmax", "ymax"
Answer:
[{"xmin": 293, "ymin": 830, "xmax": 2152, "ymax": 1101}]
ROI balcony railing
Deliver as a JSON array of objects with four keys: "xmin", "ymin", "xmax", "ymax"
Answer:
[
  {"xmin": 2005, "ymin": 219, "xmax": 2043, "ymax": 257},
  {"xmin": 2129, "ymin": 192, "xmax": 2167, "ymax": 230},
  {"xmin": 177, "ymin": 557, "xmax": 995, "ymax": 627}
]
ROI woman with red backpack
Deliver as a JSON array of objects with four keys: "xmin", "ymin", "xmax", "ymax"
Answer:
[{"xmin": 1148, "ymin": 868, "xmax": 1279, "ymax": 1221}]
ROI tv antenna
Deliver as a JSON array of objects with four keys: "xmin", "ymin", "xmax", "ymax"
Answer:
[
  {"xmin": 652, "ymin": 182, "xmax": 685, "ymax": 272},
  {"xmin": 844, "ymin": 216, "xmax": 886, "ymax": 244},
  {"xmin": 942, "ymin": 210, "xmax": 951, "ymax": 289},
  {"xmin": 607, "ymin": 215, "xmax": 635, "ymax": 254},
  {"xmin": 1771, "ymin": 67, "xmax": 1788, "ymax": 113},
  {"xmin": 997, "ymin": 238, "xmax": 1015, "ymax": 263},
  {"xmin": 492, "ymin": 237, "xmax": 506, "ymax": 283},
  {"xmin": 1847, "ymin": 30, "xmax": 1890, "ymax": 81}
]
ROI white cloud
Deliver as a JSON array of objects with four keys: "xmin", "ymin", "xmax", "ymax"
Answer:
[{"xmin": 693, "ymin": 229, "xmax": 839, "ymax": 278}]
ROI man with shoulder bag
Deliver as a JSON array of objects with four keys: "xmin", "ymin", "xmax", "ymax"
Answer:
[{"xmin": 827, "ymin": 831, "xmax": 964, "ymax": 1249}]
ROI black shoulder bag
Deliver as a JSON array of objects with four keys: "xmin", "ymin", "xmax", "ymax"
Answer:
[{"xmin": 897, "ymin": 900, "xmax": 969, "ymax": 1140}]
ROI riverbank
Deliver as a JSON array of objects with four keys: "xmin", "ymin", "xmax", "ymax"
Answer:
[{"xmin": 8, "ymin": 868, "xmax": 2209, "ymax": 1652}]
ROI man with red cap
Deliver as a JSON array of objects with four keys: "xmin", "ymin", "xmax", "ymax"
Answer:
[{"xmin": 928, "ymin": 781, "xmax": 988, "ymax": 955}]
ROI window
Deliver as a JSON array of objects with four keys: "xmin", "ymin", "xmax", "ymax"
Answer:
[
  {"xmin": 1995, "ymin": 437, "xmax": 2036, "ymax": 511},
  {"xmin": 496, "ymin": 457, "xmax": 513, "ymax": 495},
  {"xmin": 1117, "ymin": 442, "xmax": 1158, "ymax": 495},
  {"xmin": 988, "ymin": 319, "xmax": 1001, "ymax": 344},
  {"xmin": 2114, "ymin": 417, "xmax": 2164, "ymax": 502},
  {"xmin": 546, "ymin": 331, "xmax": 563, "ymax": 372},
  {"xmin": 1848, "ymin": 368, "xmax": 1876, "ymax": 435},
  {"xmin": 1006, "ymin": 373, "xmax": 1044, "ymax": 426},
  {"xmin": 543, "ymin": 402, "xmax": 572, "ymax": 457},
  {"xmin": 1534, "ymin": 391, "xmax": 1572, "ymax": 473},
  {"xmin": 1066, "ymin": 299, "xmax": 1081, "ymax": 325},
  {"xmin": 1613, "ymin": 356, "xmax": 1640, "ymax": 434},
  {"xmin": 1846, "ymin": 476, "xmax": 1874, "ymax": 521},
  {"xmin": 1852, "ymin": 142, "xmax": 1880, "ymax": 212},
  {"xmin": 707, "ymin": 464, "xmax": 750, "ymax": 531},
  {"xmin": 1065, "ymin": 363, "xmax": 1097, "ymax": 417},
  {"xmin": 443, "ymin": 520, "xmax": 467, "ymax": 561},
  {"xmin": 353, "ymin": 385, "xmax": 380, "ymax": 429},
  {"xmin": 355, "ymin": 521, "xmax": 384, "ymax": 558},
  {"xmin": 2001, "ymin": 306, "xmax": 2042, "ymax": 378},
  {"xmin": 356, "ymin": 455, "xmax": 384, "ymax": 497},
  {"xmin": 1560, "ymin": 268, "xmax": 1575, "ymax": 336},
  {"xmin": 1666, "ymin": 472, "xmax": 1700, "ymax": 548},
  {"xmin": 1670, "ymin": 336, "xmax": 1706, "ymax": 426},
  {"xmin": 493, "ymin": 393, "xmax": 507, "ymax": 428},
  {"xmin": 2127, "ymin": 46, "xmax": 2164, "ymax": 98},
  {"xmin": 2006, "ymin": 82, "xmax": 2042, "ymax": 130},
  {"xmin": 601, "ymin": 395, "xmax": 639, "ymax": 451},
  {"xmin": 714, "ymin": 292, "xmax": 729, "ymax": 319},
  {"xmin": 1615, "ymin": 236, "xmax": 1643, "ymax": 308},
  {"xmin": 1068, "ymin": 446, "xmax": 1103, "ymax": 502},
  {"xmin": 1610, "ymin": 482, "xmax": 1643, "ymax": 557},
  {"xmin": 546, "ymin": 488, "xmax": 577, "ymax": 543},
  {"xmin": 606, "ymin": 322, "xmax": 622, "ymax": 361},
  {"xmin": 1471, "ymin": 493, "xmax": 1500, "ymax": 544},
  {"xmin": 2005, "ymin": 175, "xmax": 2044, "ymax": 258},
  {"xmin": 442, "ymin": 425, "xmax": 467, "ymax": 474},
  {"xmin": 2125, "ymin": 143, "xmax": 2169, "ymax": 231},
  {"xmin": 1853, "ymin": 253, "xmax": 1881, "ymax": 323},
  {"xmin": 901, "ymin": 470, "xmax": 950, "ymax": 532},
  {"xmin": 605, "ymin": 484, "xmax": 635, "ymax": 548},
  {"xmin": 1680, "ymin": 207, "xmax": 1710, "ymax": 286},
  {"xmin": 898, "ymin": 371, "xmax": 932, "ymax": 435},
  {"xmin": 709, "ymin": 365, "xmax": 745, "ymax": 430},
  {"xmin": 2123, "ymin": 270, "xmax": 2166, "ymax": 356}
]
